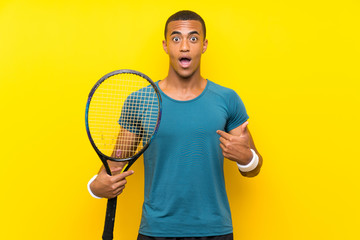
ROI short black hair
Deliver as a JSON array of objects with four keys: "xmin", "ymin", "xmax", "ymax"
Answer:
[{"xmin": 164, "ymin": 10, "xmax": 206, "ymax": 39}]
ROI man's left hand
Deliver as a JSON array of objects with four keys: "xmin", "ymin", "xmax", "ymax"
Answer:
[{"xmin": 216, "ymin": 121, "xmax": 253, "ymax": 165}]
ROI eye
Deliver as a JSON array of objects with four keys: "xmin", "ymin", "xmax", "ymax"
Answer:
[
  {"xmin": 172, "ymin": 36, "xmax": 181, "ymax": 42},
  {"xmin": 190, "ymin": 36, "xmax": 198, "ymax": 42}
]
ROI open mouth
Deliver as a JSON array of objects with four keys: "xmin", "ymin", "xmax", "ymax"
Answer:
[{"xmin": 179, "ymin": 57, "xmax": 192, "ymax": 68}]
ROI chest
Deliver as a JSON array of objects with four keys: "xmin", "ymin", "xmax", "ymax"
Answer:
[{"xmin": 156, "ymin": 96, "xmax": 228, "ymax": 140}]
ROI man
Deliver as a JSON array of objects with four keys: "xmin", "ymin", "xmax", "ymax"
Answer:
[{"xmin": 88, "ymin": 10, "xmax": 263, "ymax": 240}]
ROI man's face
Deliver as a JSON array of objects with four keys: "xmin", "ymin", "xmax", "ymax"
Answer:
[{"xmin": 163, "ymin": 20, "xmax": 208, "ymax": 79}]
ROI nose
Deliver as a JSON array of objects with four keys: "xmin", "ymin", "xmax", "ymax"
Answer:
[{"xmin": 180, "ymin": 39, "xmax": 190, "ymax": 52}]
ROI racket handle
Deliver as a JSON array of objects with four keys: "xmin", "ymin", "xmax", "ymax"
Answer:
[
  {"xmin": 102, "ymin": 160, "xmax": 133, "ymax": 239},
  {"xmin": 102, "ymin": 197, "xmax": 117, "ymax": 240},
  {"xmin": 123, "ymin": 160, "xmax": 134, "ymax": 172}
]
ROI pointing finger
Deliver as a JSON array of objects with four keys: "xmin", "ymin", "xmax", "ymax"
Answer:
[
  {"xmin": 113, "ymin": 170, "xmax": 134, "ymax": 182},
  {"xmin": 216, "ymin": 130, "xmax": 232, "ymax": 140}
]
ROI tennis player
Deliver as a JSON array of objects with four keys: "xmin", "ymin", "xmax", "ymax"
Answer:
[{"xmin": 89, "ymin": 10, "xmax": 263, "ymax": 240}]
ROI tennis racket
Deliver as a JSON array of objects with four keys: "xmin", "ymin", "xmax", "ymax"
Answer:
[{"xmin": 85, "ymin": 69, "xmax": 162, "ymax": 240}]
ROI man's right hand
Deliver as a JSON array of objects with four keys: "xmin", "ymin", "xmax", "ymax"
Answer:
[{"xmin": 90, "ymin": 166, "xmax": 134, "ymax": 199}]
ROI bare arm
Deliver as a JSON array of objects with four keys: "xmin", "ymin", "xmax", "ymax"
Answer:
[
  {"xmin": 90, "ymin": 127, "xmax": 141, "ymax": 198},
  {"xmin": 111, "ymin": 126, "xmax": 141, "ymax": 159}
]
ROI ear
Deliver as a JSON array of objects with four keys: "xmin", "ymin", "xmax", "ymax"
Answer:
[
  {"xmin": 162, "ymin": 40, "xmax": 168, "ymax": 54},
  {"xmin": 202, "ymin": 39, "xmax": 208, "ymax": 53}
]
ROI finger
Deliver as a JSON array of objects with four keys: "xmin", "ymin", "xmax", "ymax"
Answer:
[
  {"xmin": 219, "ymin": 142, "xmax": 233, "ymax": 155},
  {"xmin": 113, "ymin": 180, "xmax": 127, "ymax": 191},
  {"xmin": 220, "ymin": 138, "xmax": 234, "ymax": 151},
  {"xmin": 114, "ymin": 179, "xmax": 128, "ymax": 192},
  {"xmin": 219, "ymin": 136, "xmax": 228, "ymax": 145},
  {"xmin": 216, "ymin": 130, "xmax": 232, "ymax": 140},
  {"xmin": 219, "ymin": 145, "xmax": 237, "ymax": 159},
  {"xmin": 109, "ymin": 188, "xmax": 124, "ymax": 198},
  {"xmin": 112, "ymin": 170, "xmax": 134, "ymax": 182},
  {"xmin": 114, "ymin": 189, "xmax": 124, "ymax": 197},
  {"xmin": 219, "ymin": 142, "xmax": 226, "ymax": 152},
  {"xmin": 220, "ymin": 146, "xmax": 231, "ymax": 159}
]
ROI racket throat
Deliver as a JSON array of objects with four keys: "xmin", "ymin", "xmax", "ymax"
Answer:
[
  {"xmin": 98, "ymin": 154, "xmax": 112, "ymax": 175},
  {"xmin": 123, "ymin": 160, "xmax": 135, "ymax": 172}
]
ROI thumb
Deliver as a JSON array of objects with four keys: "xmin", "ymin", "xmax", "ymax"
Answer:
[{"xmin": 240, "ymin": 121, "xmax": 249, "ymax": 135}]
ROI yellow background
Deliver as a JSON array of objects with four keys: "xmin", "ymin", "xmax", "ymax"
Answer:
[{"xmin": 0, "ymin": 0, "xmax": 359, "ymax": 239}]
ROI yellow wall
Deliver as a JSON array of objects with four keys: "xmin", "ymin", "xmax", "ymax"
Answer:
[{"xmin": 0, "ymin": 0, "xmax": 359, "ymax": 239}]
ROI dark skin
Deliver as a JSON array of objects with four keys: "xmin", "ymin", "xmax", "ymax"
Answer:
[
  {"xmin": 90, "ymin": 19, "xmax": 262, "ymax": 199},
  {"xmin": 217, "ymin": 121, "xmax": 263, "ymax": 177},
  {"xmin": 90, "ymin": 127, "xmax": 138, "ymax": 199},
  {"xmin": 162, "ymin": 20, "xmax": 262, "ymax": 176}
]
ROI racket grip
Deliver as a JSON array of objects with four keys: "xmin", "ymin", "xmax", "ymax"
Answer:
[{"xmin": 102, "ymin": 197, "xmax": 117, "ymax": 240}]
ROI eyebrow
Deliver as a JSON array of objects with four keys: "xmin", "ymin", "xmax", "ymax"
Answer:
[{"xmin": 170, "ymin": 31, "xmax": 200, "ymax": 36}]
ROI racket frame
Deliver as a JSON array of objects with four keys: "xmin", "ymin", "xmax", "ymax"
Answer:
[
  {"xmin": 85, "ymin": 69, "xmax": 162, "ymax": 240},
  {"xmin": 85, "ymin": 69, "xmax": 162, "ymax": 165}
]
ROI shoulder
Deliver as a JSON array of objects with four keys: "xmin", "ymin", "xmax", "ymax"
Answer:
[
  {"xmin": 206, "ymin": 80, "xmax": 239, "ymax": 99},
  {"xmin": 129, "ymin": 84, "xmax": 155, "ymax": 98}
]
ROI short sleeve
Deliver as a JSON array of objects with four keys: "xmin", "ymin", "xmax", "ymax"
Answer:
[
  {"xmin": 225, "ymin": 90, "xmax": 249, "ymax": 132},
  {"xmin": 118, "ymin": 93, "xmax": 143, "ymax": 135}
]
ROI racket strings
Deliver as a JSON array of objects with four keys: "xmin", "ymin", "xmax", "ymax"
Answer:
[{"xmin": 88, "ymin": 73, "xmax": 159, "ymax": 159}]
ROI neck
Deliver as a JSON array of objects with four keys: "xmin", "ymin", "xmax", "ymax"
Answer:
[
  {"xmin": 164, "ymin": 64, "xmax": 205, "ymax": 86},
  {"xmin": 159, "ymin": 67, "xmax": 207, "ymax": 101}
]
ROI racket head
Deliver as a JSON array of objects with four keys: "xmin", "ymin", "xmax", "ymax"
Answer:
[{"xmin": 85, "ymin": 69, "xmax": 162, "ymax": 164}]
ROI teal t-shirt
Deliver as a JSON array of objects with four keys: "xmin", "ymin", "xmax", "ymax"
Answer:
[{"xmin": 139, "ymin": 80, "xmax": 249, "ymax": 237}]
